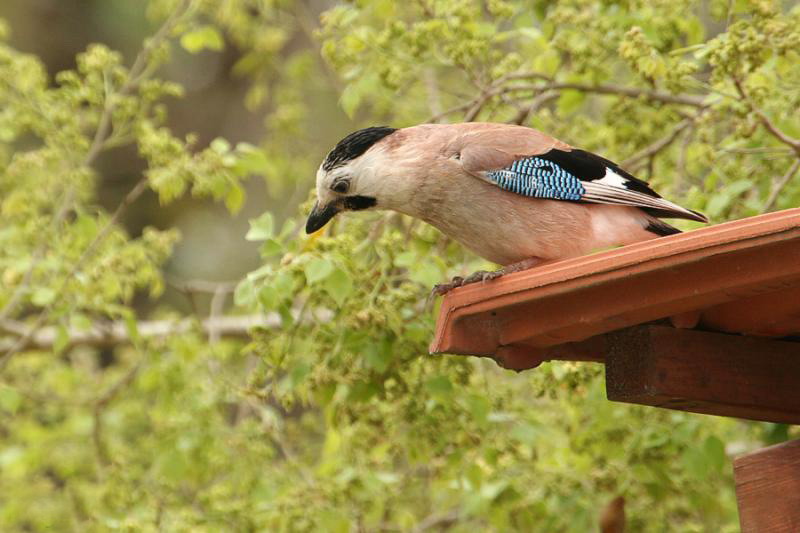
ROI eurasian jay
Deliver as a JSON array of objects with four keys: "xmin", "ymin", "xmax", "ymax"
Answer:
[{"xmin": 306, "ymin": 123, "xmax": 707, "ymax": 293}]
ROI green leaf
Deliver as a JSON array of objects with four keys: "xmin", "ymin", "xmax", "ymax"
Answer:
[
  {"xmin": 31, "ymin": 287, "xmax": 56, "ymax": 306},
  {"xmin": 704, "ymin": 435, "xmax": 726, "ymax": 472},
  {"xmin": 323, "ymin": 268, "xmax": 353, "ymax": 306},
  {"xmin": 304, "ymin": 258, "xmax": 334, "ymax": 284},
  {"xmin": 260, "ymin": 238, "xmax": 283, "ymax": 257},
  {"xmin": 0, "ymin": 387, "xmax": 22, "ymax": 414},
  {"xmin": 509, "ymin": 423, "xmax": 539, "ymax": 445},
  {"xmin": 706, "ymin": 193, "xmax": 730, "ymax": 218},
  {"xmin": 53, "ymin": 325, "xmax": 70, "ymax": 354},
  {"xmin": 318, "ymin": 510, "xmax": 350, "ymax": 533},
  {"xmin": 363, "ymin": 340, "xmax": 391, "ymax": 372},
  {"xmin": 348, "ymin": 380, "xmax": 380, "ymax": 402},
  {"xmin": 225, "ymin": 184, "xmax": 245, "ymax": 213},
  {"xmin": 180, "ymin": 25, "xmax": 225, "ymax": 54},
  {"xmin": 246, "ymin": 212, "xmax": 274, "ymax": 241},
  {"xmin": 339, "ymin": 83, "xmax": 361, "ymax": 118},
  {"xmin": 234, "ymin": 278, "xmax": 256, "ymax": 306},
  {"xmin": 258, "ymin": 285, "xmax": 282, "ymax": 310},
  {"xmin": 234, "ymin": 143, "xmax": 271, "ymax": 175},
  {"xmin": 424, "ymin": 376, "xmax": 453, "ymax": 397},
  {"xmin": 557, "ymin": 89, "xmax": 586, "ymax": 114}
]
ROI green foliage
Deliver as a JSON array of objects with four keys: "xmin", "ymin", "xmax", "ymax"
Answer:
[{"xmin": 1, "ymin": 0, "xmax": 799, "ymax": 531}]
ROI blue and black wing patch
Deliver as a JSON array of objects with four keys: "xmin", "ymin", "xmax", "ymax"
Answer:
[
  {"xmin": 484, "ymin": 149, "xmax": 707, "ymax": 223},
  {"xmin": 486, "ymin": 156, "xmax": 586, "ymax": 201}
]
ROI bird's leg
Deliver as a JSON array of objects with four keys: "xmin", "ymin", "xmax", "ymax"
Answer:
[
  {"xmin": 429, "ymin": 276, "xmax": 465, "ymax": 297},
  {"xmin": 430, "ymin": 257, "xmax": 543, "ymax": 296}
]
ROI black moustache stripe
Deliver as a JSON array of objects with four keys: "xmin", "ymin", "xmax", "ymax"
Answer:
[{"xmin": 343, "ymin": 195, "xmax": 377, "ymax": 211}]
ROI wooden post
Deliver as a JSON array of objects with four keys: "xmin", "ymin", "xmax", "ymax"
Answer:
[
  {"xmin": 605, "ymin": 326, "xmax": 800, "ymax": 424},
  {"xmin": 734, "ymin": 440, "xmax": 800, "ymax": 532}
]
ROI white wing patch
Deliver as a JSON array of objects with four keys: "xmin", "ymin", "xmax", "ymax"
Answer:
[{"xmin": 595, "ymin": 168, "xmax": 629, "ymax": 188}]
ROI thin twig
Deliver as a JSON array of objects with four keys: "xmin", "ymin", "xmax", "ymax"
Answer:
[
  {"xmin": 500, "ymin": 82, "xmax": 707, "ymax": 108},
  {"xmin": 621, "ymin": 118, "xmax": 694, "ymax": 170},
  {"xmin": 464, "ymin": 90, "xmax": 493, "ymax": 122},
  {"xmin": 511, "ymin": 91, "xmax": 559, "ymax": 125},
  {"xmin": 762, "ymin": 158, "xmax": 800, "ymax": 213},
  {"xmin": 428, "ymin": 77, "xmax": 706, "ymax": 123},
  {"xmin": 733, "ymin": 77, "xmax": 800, "ymax": 156},
  {"xmin": 721, "ymin": 146, "xmax": 795, "ymax": 155}
]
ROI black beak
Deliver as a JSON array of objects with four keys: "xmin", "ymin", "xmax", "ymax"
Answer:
[{"xmin": 305, "ymin": 202, "xmax": 340, "ymax": 234}]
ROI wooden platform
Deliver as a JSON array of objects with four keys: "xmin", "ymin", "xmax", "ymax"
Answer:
[{"xmin": 431, "ymin": 208, "xmax": 800, "ymax": 424}]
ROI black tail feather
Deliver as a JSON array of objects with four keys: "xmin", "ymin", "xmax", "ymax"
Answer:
[{"xmin": 645, "ymin": 218, "xmax": 682, "ymax": 236}]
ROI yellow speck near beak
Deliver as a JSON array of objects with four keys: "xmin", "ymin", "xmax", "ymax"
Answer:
[{"xmin": 303, "ymin": 227, "xmax": 325, "ymax": 249}]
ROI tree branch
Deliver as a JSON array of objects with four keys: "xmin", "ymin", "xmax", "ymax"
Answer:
[
  {"xmin": 510, "ymin": 91, "xmax": 559, "ymax": 125},
  {"xmin": 762, "ymin": 158, "xmax": 800, "ymax": 213},
  {"xmin": 501, "ymin": 82, "xmax": 707, "ymax": 108},
  {"xmin": 621, "ymin": 118, "xmax": 694, "ymax": 170},
  {"xmin": 0, "ymin": 314, "xmax": 288, "ymax": 352},
  {"xmin": 428, "ymin": 75, "xmax": 706, "ymax": 123},
  {"xmin": 733, "ymin": 77, "xmax": 800, "ymax": 156}
]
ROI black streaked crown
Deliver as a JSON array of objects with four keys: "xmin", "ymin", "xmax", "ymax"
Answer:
[{"xmin": 322, "ymin": 126, "xmax": 396, "ymax": 171}]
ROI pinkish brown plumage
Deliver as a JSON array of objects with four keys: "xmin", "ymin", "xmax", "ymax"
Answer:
[{"xmin": 306, "ymin": 123, "xmax": 707, "ymax": 293}]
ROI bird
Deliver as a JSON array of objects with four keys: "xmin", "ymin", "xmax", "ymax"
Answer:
[{"xmin": 305, "ymin": 123, "xmax": 707, "ymax": 294}]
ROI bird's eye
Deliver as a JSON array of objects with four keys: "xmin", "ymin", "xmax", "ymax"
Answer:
[{"xmin": 331, "ymin": 181, "xmax": 349, "ymax": 194}]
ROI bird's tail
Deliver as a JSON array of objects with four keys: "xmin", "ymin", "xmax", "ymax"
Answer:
[{"xmin": 645, "ymin": 217, "xmax": 682, "ymax": 237}]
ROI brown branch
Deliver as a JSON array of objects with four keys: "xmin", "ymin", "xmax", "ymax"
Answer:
[
  {"xmin": 428, "ymin": 76, "xmax": 706, "ymax": 123},
  {"xmin": 733, "ymin": 77, "xmax": 800, "ymax": 156},
  {"xmin": 762, "ymin": 158, "xmax": 800, "ymax": 213},
  {"xmin": 501, "ymin": 82, "xmax": 707, "ymax": 108},
  {"xmin": 0, "ymin": 314, "xmax": 290, "ymax": 352},
  {"xmin": 621, "ymin": 118, "xmax": 694, "ymax": 170},
  {"xmin": 511, "ymin": 91, "xmax": 559, "ymax": 125},
  {"xmin": 463, "ymin": 90, "xmax": 493, "ymax": 122}
]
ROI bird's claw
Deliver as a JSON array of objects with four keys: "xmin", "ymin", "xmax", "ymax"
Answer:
[
  {"xmin": 429, "ymin": 269, "xmax": 505, "ymax": 299},
  {"xmin": 461, "ymin": 269, "xmax": 505, "ymax": 285},
  {"xmin": 430, "ymin": 276, "xmax": 464, "ymax": 297}
]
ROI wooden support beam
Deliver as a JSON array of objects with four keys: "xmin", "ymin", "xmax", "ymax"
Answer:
[
  {"xmin": 605, "ymin": 326, "xmax": 800, "ymax": 424},
  {"xmin": 734, "ymin": 439, "xmax": 800, "ymax": 532}
]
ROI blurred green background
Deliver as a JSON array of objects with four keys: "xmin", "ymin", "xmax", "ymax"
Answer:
[{"xmin": 0, "ymin": 0, "xmax": 798, "ymax": 531}]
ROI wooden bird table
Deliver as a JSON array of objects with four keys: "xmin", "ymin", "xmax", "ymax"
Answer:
[{"xmin": 431, "ymin": 208, "xmax": 800, "ymax": 532}]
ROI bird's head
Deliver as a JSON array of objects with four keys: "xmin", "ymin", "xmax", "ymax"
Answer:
[{"xmin": 305, "ymin": 126, "xmax": 398, "ymax": 234}]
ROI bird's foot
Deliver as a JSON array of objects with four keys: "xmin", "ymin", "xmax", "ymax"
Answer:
[{"xmin": 430, "ymin": 269, "xmax": 505, "ymax": 297}]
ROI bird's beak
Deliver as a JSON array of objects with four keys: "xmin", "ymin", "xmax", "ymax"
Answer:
[{"xmin": 305, "ymin": 201, "xmax": 340, "ymax": 234}]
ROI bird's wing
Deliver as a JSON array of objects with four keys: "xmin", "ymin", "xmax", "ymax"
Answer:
[{"xmin": 457, "ymin": 125, "xmax": 707, "ymax": 223}]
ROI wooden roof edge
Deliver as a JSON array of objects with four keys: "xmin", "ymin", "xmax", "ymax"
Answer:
[{"xmin": 430, "ymin": 208, "xmax": 800, "ymax": 357}]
